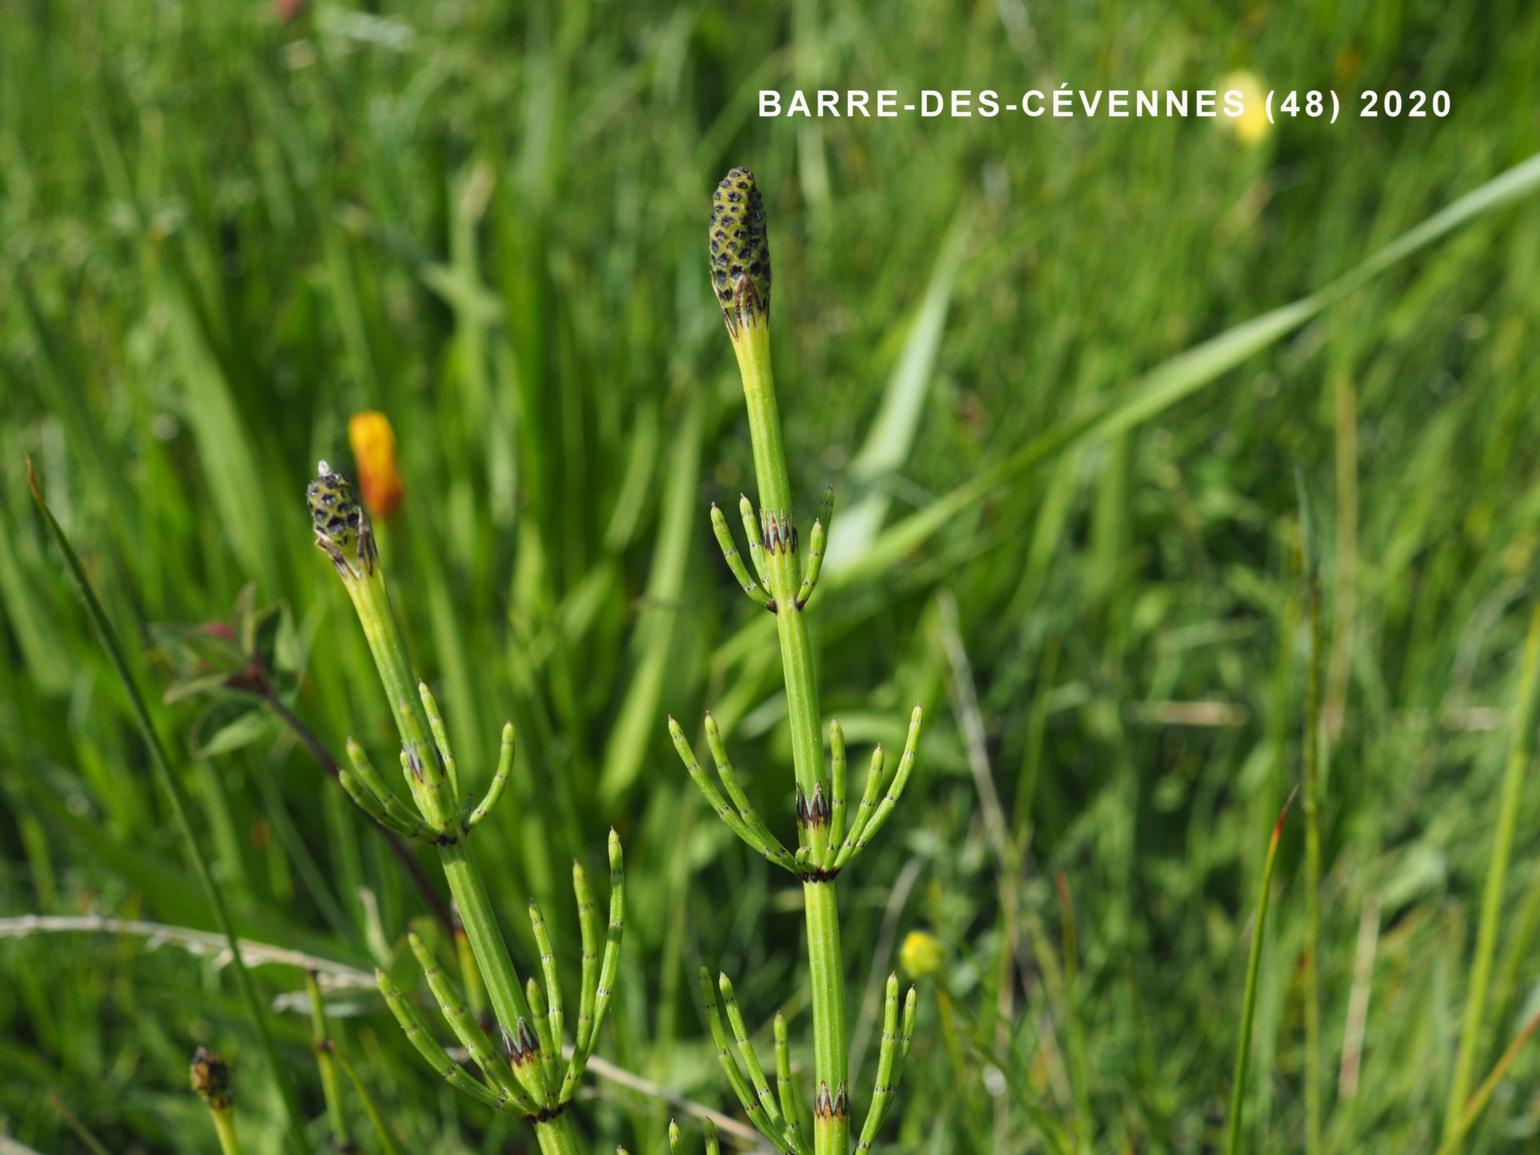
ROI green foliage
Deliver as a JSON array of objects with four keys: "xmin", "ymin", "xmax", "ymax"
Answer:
[{"xmin": 5, "ymin": 1, "xmax": 1540, "ymax": 1152}]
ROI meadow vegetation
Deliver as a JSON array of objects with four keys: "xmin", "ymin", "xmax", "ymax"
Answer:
[{"xmin": 5, "ymin": 1, "xmax": 1540, "ymax": 1151}]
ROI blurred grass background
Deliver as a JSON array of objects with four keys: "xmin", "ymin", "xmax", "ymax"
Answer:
[{"xmin": 4, "ymin": 0, "xmax": 1540, "ymax": 1151}]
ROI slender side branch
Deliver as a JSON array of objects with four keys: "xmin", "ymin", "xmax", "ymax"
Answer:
[
  {"xmin": 408, "ymin": 931, "xmax": 543, "ymax": 1109},
  {"xmin": 712, "ymin": 502, "xmax": 775, "ymax": 609},
  {"xmin": 668, "ymin": 1117, "xmax": 722, "ymax": 1155},
  {"xmin": 376, "ymin": 969, "xmax": 508, "ymax": 1111},
  {"xmin": 465, "ymin": 722, "xmax": 515, "ymax": 831},
  {"xmin": 739, "ymin": 495, "xmax": 773, "ymax": 592},
  {"xmin": 671, "ymin": 716, "xmax": 798, "ymax": 871},
  {"xmin": 826, "ymin": 720, "xmax": 847, "ymax": 863},
  {"xmin": 855, "ymin": 976, "xmax": 916, "ymax": 1150},
  {"xmin": 833, "ymin": 708, "xmax": 924, "ymax": 870},
  {"xmin": 529, "ymin": 901, "xmax": 566, "ymax": 1078},
  {"xmin": 701, "ymin": 969, "xmax": 806, "ymax": 1154},
  {"xmin": 775, "ymin": 1012, "xmax": 807, "ymax": 1153},
  {"xmin": 706, "ymin": 713, "xmax": 797, "ymax": 868},
  {"xmin": 795, "ymin": 489, "xmax": 834, "ymax": 610}
]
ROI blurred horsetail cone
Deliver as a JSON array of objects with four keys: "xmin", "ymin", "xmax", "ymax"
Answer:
[
  {"xmin": 190, "ymin": 1046, "xmax": 234, "ymax": 1111},
  {"xmin": 710, "ymin": 166, "xmax": 771, "ymax": 334},
  {"xmin": 307, "ymin": 460, "xmax": 375, "ymax": 578}
]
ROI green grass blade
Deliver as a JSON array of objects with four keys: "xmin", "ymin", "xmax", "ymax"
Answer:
[
  {"xmin": 1434, "ymin": 1006, "xmax": 1540, "ymax": 1155},
  {"xmin": 598, "ymin": 393, "xmax": 704, "ymax": 801},
  {"xmin": 1226, "ymin": 788, "xmax": 1296, "ymax": 1155},
  {"xmin": 827, "ymin": 209, "xmax": 971, "ymax": 569},
  {"xmin": 1443, "ymin": 602, "xmax": 1540, "ymax": 1138}
]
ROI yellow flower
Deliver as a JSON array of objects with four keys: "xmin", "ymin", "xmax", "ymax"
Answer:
[
  {"xmin": 348, "ymin": 411, "xmax": 403, "ymax": 519},
  {"xmin": 1219, "ymin": 70, "xmax": 1270, "ymax": 146},
  {"xmin": 899, "ymin": 930, "xmax": 944, "ymax": 979}
]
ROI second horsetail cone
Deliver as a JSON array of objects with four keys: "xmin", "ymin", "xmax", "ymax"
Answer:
[
  {"xmin": 710, "ymin": 166, "xmax": 771, "ymax": 334},
  {"xmin": 190, "ymin": 1046, "xmax": 234, "ymax": 1112},
  {"xmin": 307, "ymin": 461, "xmax": 375, "ymax": 578}
]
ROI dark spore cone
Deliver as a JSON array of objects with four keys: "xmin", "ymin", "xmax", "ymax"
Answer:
[
  {"xmin": 710, "ymin": 166, "xmax": 771, "ymax": 324},
  {"xmin": 189, "ymin": 1046, "xmax": 233, "ymax": 1111},
  {"xmin": 307, "ymin": 460, "xmax": 372, "ymax": 574}
]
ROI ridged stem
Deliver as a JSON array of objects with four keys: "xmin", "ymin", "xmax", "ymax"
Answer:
[
  {"xmin": 339, "ymin": 566, "xmax": 449, "ymax": 829},
  {"xmin": 437, "ymin": 843, "xmax": 537, "ymax": 1046},
  {"xmin": 212, "ymin": 1111, "xmax": 244, "ymax": 1155},
  {"xmin": 732, "ymin": 318, "xmax": 847, "ymax": 1154},
  {"xmin": 804, "ymin": 880, "xmax": 848, "ymax": 1154},
  {"xmin": 333, "ymin": 550, "xmax": 541, "ymax": 1052},
  {"xmin": 734, "ymin": 323, "xmax": 823, "ymax": 802},
  {"xmin": 534, "ymin": 1117, "xmax": 582, "ymax": 1155},
  {"xmin": 338, "ymin": 542, "xmax": 575, "ymax": 1138}
]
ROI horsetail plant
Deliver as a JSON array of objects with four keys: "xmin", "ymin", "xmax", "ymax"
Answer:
[
  {"xmin": 307, "ymin": 464, "xmax": 624, "ymax": 1154},
  {"xmin": 671, "ymin": 168, "xmax": 924, "ymax": 1155}
]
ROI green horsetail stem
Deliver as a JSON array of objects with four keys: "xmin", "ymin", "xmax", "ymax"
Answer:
[
  {"xmin": 685, "ymin": 167, "xmax": 927, "ymax": 1155},
  {"xmin": 308, "ymin": 464, "xmax": 625, "ymax": 1155}
]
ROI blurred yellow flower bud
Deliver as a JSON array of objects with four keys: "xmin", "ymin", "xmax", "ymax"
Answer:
[
  {"xmin": 348, "ymin": 410, "xmax": 403, "ymax": 519},
  {"xmin": 900, "ymin": 930, "xmax": 944, "ymax": 979},
  {"xmin": 1219, "ymin": 70, "xmax": 1270, "ymax": 146}
]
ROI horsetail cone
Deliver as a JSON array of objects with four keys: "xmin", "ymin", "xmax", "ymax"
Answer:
[
  {"xmin": 190, "ymin": 1046, "xmax": 234, "ymax": 1111},
  {"xmin": 708, "ymin": 166, "xmax": 793, "ymax": 570},
  {"xmin": 307, "ymin": 461, "xmax": 375, "ymax": 579},
  {"xmin": 710, "ymin": 166, "xmax": 771, "ymax": 336}
]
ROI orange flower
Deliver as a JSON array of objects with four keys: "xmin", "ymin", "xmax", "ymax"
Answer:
[{"xmin": 348, "ymin": 411, "xmax": 403, "ymax": 519}]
